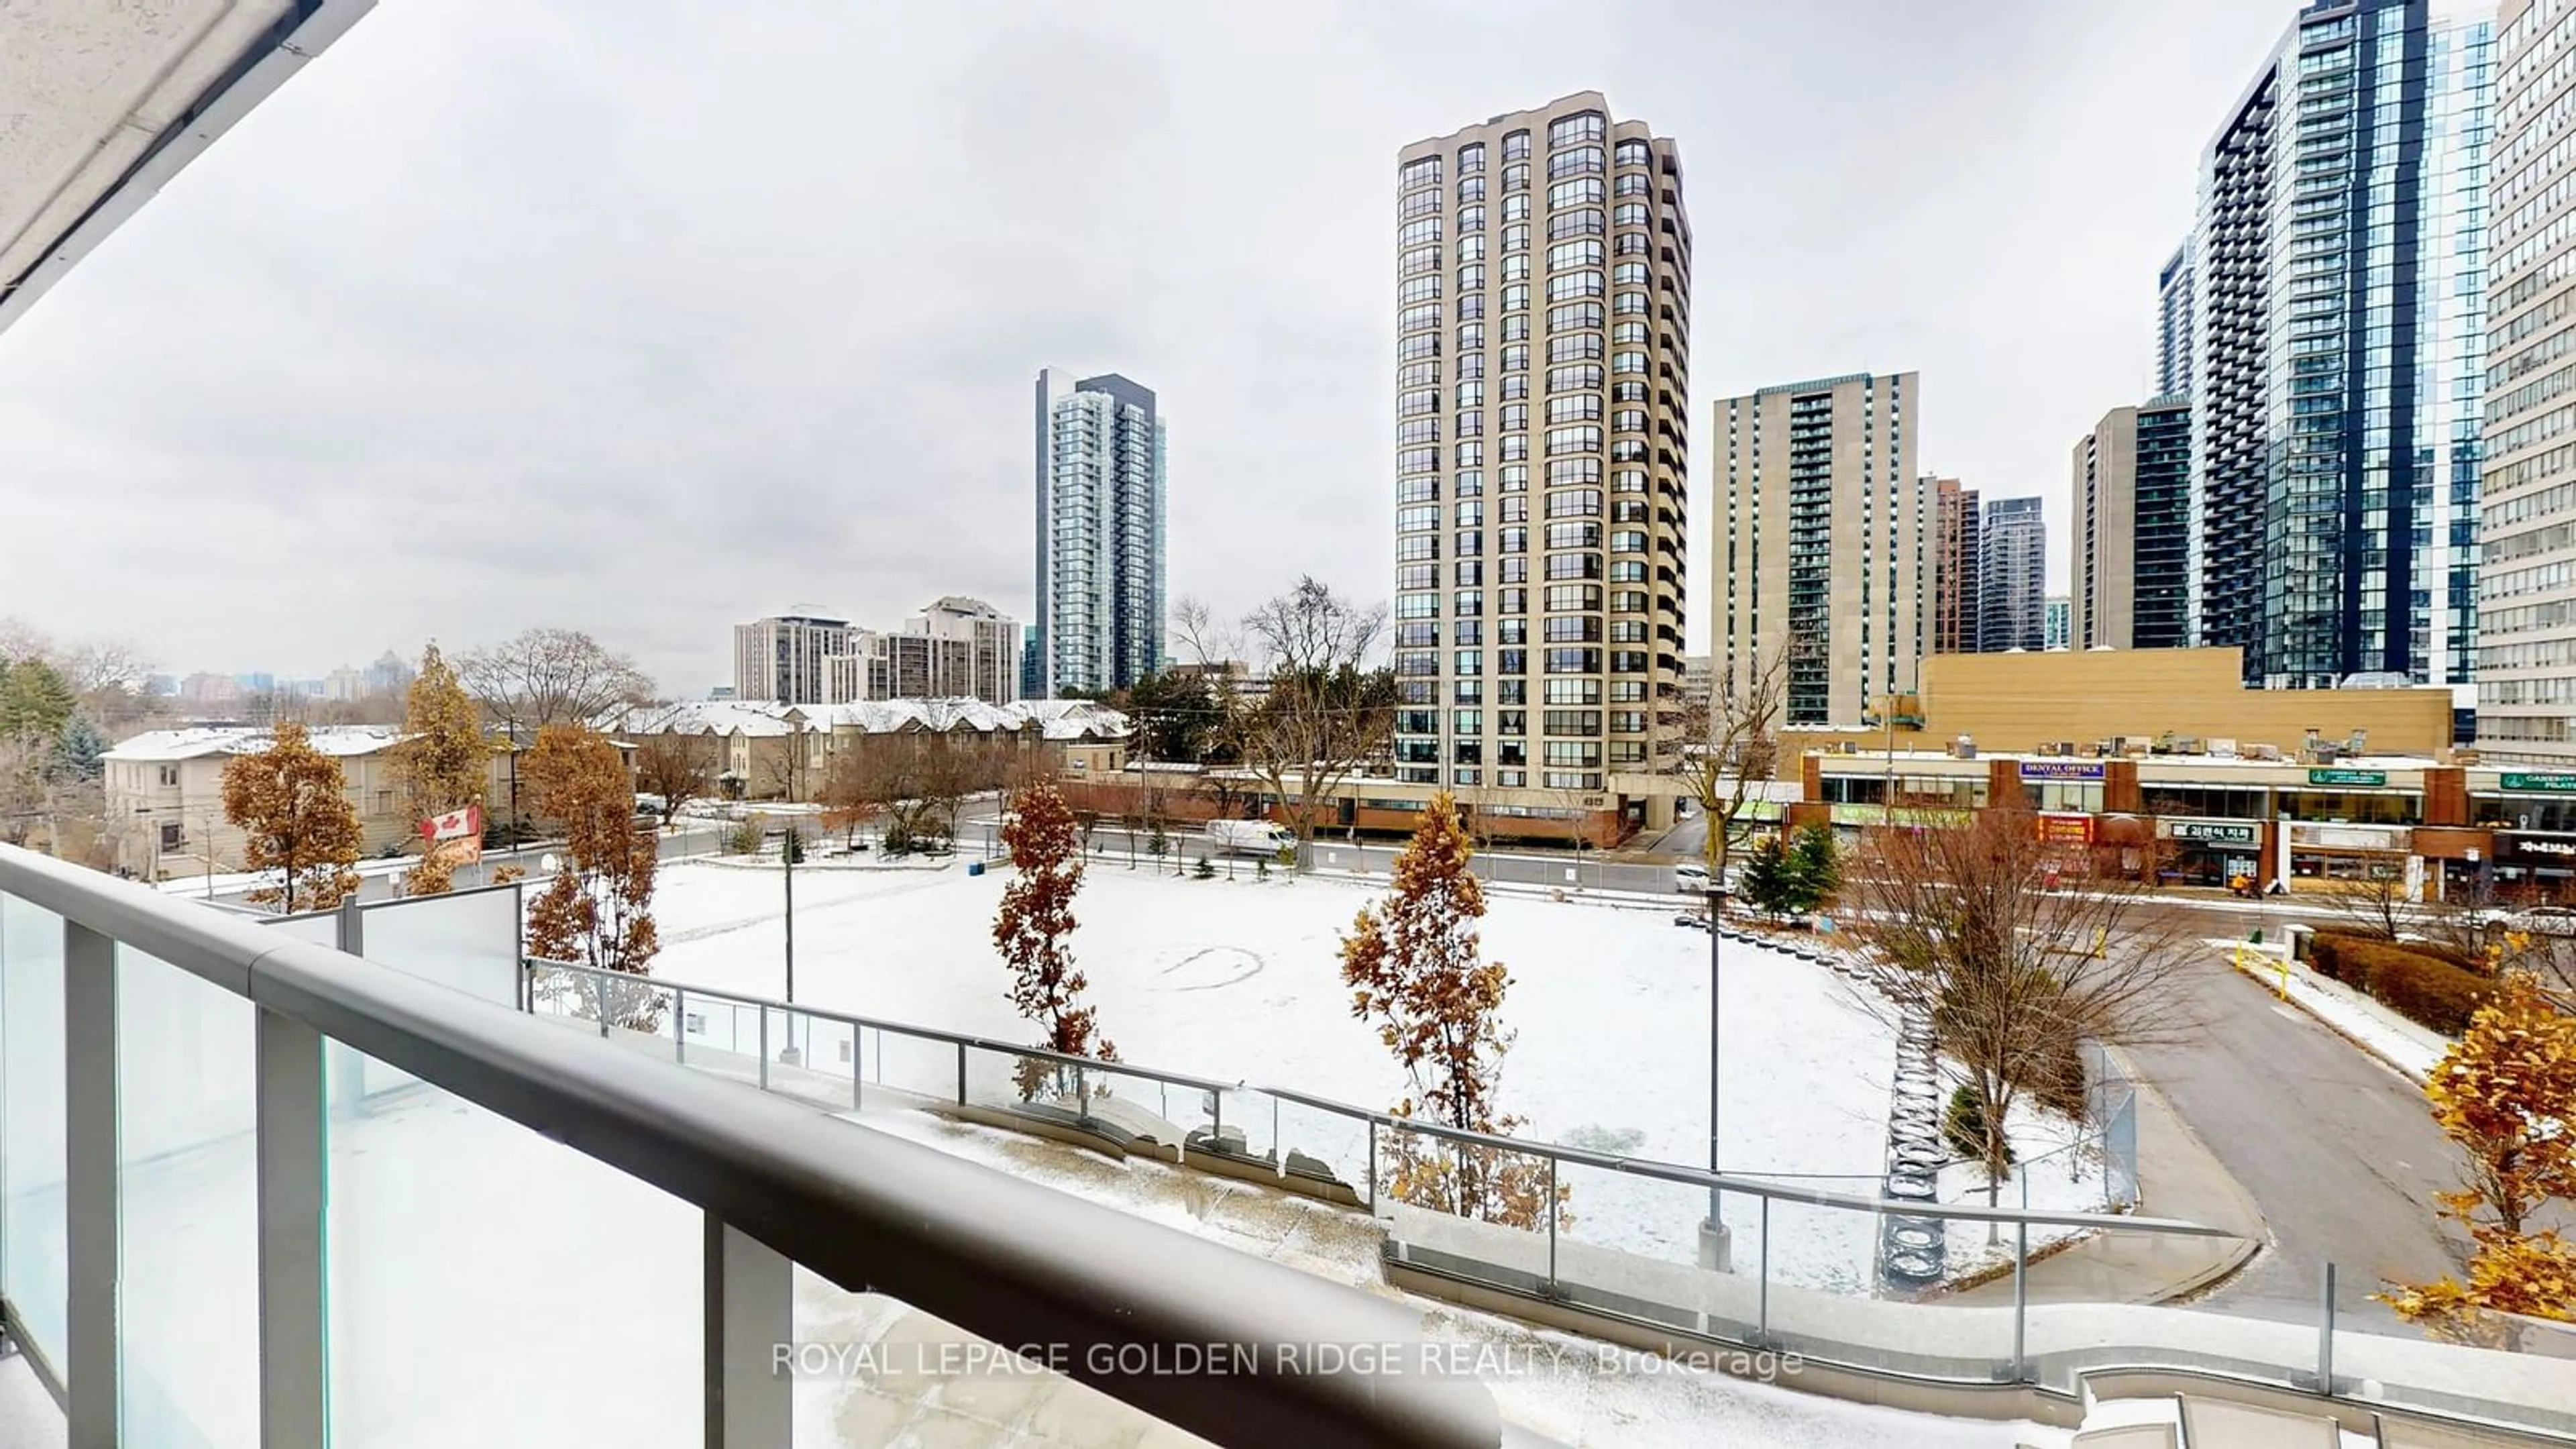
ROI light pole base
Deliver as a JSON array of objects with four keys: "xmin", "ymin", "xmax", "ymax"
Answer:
[{"xmin": 1697, "ymin": 1218, "xmax": 1732, "ymax": 1272}]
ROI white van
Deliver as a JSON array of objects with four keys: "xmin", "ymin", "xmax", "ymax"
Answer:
[{"xmin": 1206, "ymin": 819, "xmax": 1295, "ymax": 857}]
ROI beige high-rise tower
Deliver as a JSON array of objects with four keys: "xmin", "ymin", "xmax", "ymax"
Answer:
[
  {"xmin": 1390, "ymin": 93, "xmax": 1693, "ymax": 825},
  {"xmin": 2481, "ymin": 0, "xmax": 2576, "ymax": 765},
  {"xmin": 1715, "ymin": 374, "xmax": 1925, "ymax": 727}
]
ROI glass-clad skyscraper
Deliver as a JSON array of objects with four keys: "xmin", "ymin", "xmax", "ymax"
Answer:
[
  {"xmin": 1032, "ymin": 369, "xmax": 1167, "ymax": 696},
  {"xmin": 1979, "ymin": 496, "xmax": 2046, "ymax": 653},
  {"xmin": 2190, "ymin": 0, "xmax": 2493, "ymax": 689},
  {"xmin": 2157, "ymin": 239, "xmax": 2196, "ymax": 400}
]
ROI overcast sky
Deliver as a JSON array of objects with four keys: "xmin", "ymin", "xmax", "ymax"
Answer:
[{"xmin": 0, "ymin": 0, "xmax": 2296, "ymax": 692}]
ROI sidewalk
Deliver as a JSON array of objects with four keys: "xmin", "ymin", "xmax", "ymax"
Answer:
[{"xmin": 1949, "ymin": 1052, "xmax": 2263, "ymax": 1307}]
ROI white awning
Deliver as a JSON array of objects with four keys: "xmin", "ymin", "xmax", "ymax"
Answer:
[{"xmin": 0, "ymin": 0, "xmax": 374, "ymax": 336}]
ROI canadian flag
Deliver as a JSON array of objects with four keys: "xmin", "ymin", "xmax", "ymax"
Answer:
[{"xmin": 420, "ymin": 804, "xmax": 484, "ymax": 843}]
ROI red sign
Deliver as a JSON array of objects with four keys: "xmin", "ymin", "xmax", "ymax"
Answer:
[{"xmin": 2036, "ymin": 813, "xmax": 2095, "ymax": 845}]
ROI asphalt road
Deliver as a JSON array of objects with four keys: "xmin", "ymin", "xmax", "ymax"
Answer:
[{"xmin": 2119, "ymin": 943, "xmax": 2465, "ymax": 1332}]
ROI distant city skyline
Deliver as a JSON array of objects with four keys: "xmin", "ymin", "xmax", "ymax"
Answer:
[{"xmin": 0, "ymin": 1, "xmax": 2286, "ymax": 689}]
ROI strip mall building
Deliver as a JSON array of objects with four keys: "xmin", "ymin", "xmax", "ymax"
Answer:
[{"xmin": 1775, "ymin": 649, "xmax": 2574, "ymax": 901}]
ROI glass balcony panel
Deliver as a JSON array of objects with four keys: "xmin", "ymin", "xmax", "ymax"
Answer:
[
  {"xmin": 869, "ymin": 1024, "xmax": 968, "ymax": 1107},
  {"xmin": 769, "ymin": 1008, "xmax": 859, "ymax": 1113},
  {"xmin": 325, "ymin": 1039, "xmax": 699, "ymax": 1444},
  {"xmin": 115, "ymin": 947, "xmax": 258, "ymax": 1447},
  {"xmin": 360, "ymin": 888, "xmax": 521, "ymax": 1008},
  {"xmin": 0, "ymin": 894, "xmax": 68, "ymax": 1373},
  {"xmin": 1373, "ymin": 1122, "xmax": 1554, "ymax": 1291},
  {"xmin": 1273, "ymin": 1097, "xmax": 1373, "ymax": 1206}
]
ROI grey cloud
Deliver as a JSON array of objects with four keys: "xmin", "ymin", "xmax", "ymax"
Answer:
[{"xmin": 0, "ymin": 0, "xmax": 2294, "ymax": 690}]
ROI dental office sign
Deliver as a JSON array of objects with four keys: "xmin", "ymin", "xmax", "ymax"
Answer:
[{"xmin": 2019, "ymin": 760, "xmax": 2106, "ymax": 781}]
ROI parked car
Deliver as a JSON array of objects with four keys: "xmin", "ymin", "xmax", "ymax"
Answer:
[
  {"xmin": 1206, "ymin": 819, "xmax": 1295, "ymax": 857},
  {"xmin": 2508, "ymin": 905, "xmax": 2576, "ymax": 938},
  {"xmin": 1673, "ymin": 861, "xmax": 1740, "ymax": 896}
]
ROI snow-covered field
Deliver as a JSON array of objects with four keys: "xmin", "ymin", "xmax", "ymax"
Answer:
[{"xmin": 644, "ymin": 858, "xmax": 1999, "ymax": 1291}]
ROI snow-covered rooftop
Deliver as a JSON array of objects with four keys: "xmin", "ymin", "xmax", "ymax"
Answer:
[
  {"xmin": 104, "ymin": 725, "xmax": 406, "ymax": 762},
  {"xmin": 611, "ymin": 698, "xmax": 1129, "ymax": 742}
]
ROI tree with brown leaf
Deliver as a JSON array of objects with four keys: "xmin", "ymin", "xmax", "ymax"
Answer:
[
  {"xmin": 1339, "ymin": 792, "xmax": 1556, "ymax": 1228},
  {"xmin": 2382, "ymin": 972, "xmax": 2576, "ymax": 1344},
  {"xmin": 817, "ymin": 750, "xmax": 882, "ymax": 848},
  {"xmin": 219, "ymin": 722, "xmax": 363, "ymax": 913},
  {"xmin": 522, "ymin": 724, "xmax": 660, "ymax": 1028},
  {"xmin": 388, "ymin": 643, "xmax": 488, "ymax": 896},
  {"xmin": 994, "ymin": 782, "xmax": 1113, "ymax": 1095}
]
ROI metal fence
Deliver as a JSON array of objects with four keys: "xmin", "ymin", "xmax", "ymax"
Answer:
[
  {"xmin": 0, "ymin": 845, "xmax": 1500, "ymax": 1449},
  {"xmin": 519, "ymin": 955, "xmax": 2576, "ymax": 1440}
]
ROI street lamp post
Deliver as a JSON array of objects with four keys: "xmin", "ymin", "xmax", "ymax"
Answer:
[{"xmin": 1700, "ymin": 881, "xmax": 1731, "ymax": 1271}]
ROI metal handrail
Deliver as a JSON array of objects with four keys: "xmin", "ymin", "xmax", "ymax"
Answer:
[
  {"xmin": 529, "ymin": 956, "xmax": 2237, "ymax": 1239},
  {"xmin": 0, "ymin": 846, "xmax": 1501, "ymax": 1449}
]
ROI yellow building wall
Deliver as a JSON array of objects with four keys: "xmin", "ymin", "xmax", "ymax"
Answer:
[{"xmin": 1776, "ymin": 647, "xmax": 2455, "ymax": 777}]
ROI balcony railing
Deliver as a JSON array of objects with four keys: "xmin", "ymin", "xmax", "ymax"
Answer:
[
  {"xmin": 522, "ymin": 959, "xmax": 2574, "ymax": 1442},
  {"xmin": 10, "ymin": 846, "xmax": 2576, "ymax": 1445},
  {"xmin": 0, "ymin": 845, "xmax": 1500, "ymax": 1448}
]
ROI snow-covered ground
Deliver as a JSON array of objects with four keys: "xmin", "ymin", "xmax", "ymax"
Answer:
[{"xmin": 641, "ymin": 859, "xmax": 2102, "ymax": 1293}]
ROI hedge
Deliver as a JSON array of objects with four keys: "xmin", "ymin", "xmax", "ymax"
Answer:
[
  {"xmin": 2302, "ymin": 932, "xmax": 2497, "ymax": 1035},
  {"xmin": 2356, "ymin": 949, "xmax": 2496, "ymax": 1036},
  {"xmin": 2307, "ymin": 931, "xmax": 2354, "ymax": 985},
  {"xmin": 2312, "ymin": 932, "xmax": 2480, "ymax": 979}
]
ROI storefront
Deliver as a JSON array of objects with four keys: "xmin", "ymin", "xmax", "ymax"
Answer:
[
  {"xmin": 2490, "ymin": 832, "xmax": 2576, "ymax": 896},
  {"xmin": 2155, "ymin": 818, "xmax": 2264, "ymax": 889},
  {"xmin": 2019, "ymin": 759, "xmax": 2106, "ymax": 814},
  {"xmin": 2284, "ymin": 821, "xmax": 2414, "ymax": 890},
  {"xmin": 2410, "ymin": 826, "xmax": 2493, "ymax": 902}
]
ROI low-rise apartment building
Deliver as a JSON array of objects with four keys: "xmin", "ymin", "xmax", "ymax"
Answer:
[
  {"xmin": 101, "ymin": 726, "xmax": 517, "ymax": 881},
  {"xmin": 610, "ymin": 698, "xmax": 1132, "ymax": 802}
]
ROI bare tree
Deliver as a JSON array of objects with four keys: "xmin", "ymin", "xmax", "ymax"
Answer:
[
  {"xmin": 916, "ymin": 733, "xmax": 1017, "ymax": 843},
  {"xmin": 463, "ymin": 627, "xmax": 654, "ymax": 835},
  {"xmin": 1839, "ymin": 804, "xmax": 2201, "ymax": 1204},
  {"xmin": 1236, "ymin": 578, "xmax": 1397, "ymax": 871},
  {"xmin": 53, "ymin": 637, "xmax": 153, "ymax": 700},
  {"xmin": 0, "ymin": 619, "xmax": 49, "ymax": 667},
  {"xmin": 0, "ymin": 735, "xmax": 52, "ymax": 848},
  {"xmin": 459, "ymin": 628, "xmax": 657, "ymax": 733},
  {"xmin": 2318, "ymin": 875, "xmax": 2414, "ymax": 941},
  {"xmin": 843, "ymin": 733, "xmax": 1010, "ymax": 851},
  {"xmin": 633, "ymin": 736, "xmax": 714, "ymax": 826},
  {"xmin": 1171, "ymin": 594, "xmax": 1253, "ymax": 768},
  {"xmin": 1661, "ymin": 636, "xmax": 1795, "ymax": 883},
  {"xmin": 755, "ymin": 731, "xmax": 816, "ymax": 802}
]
